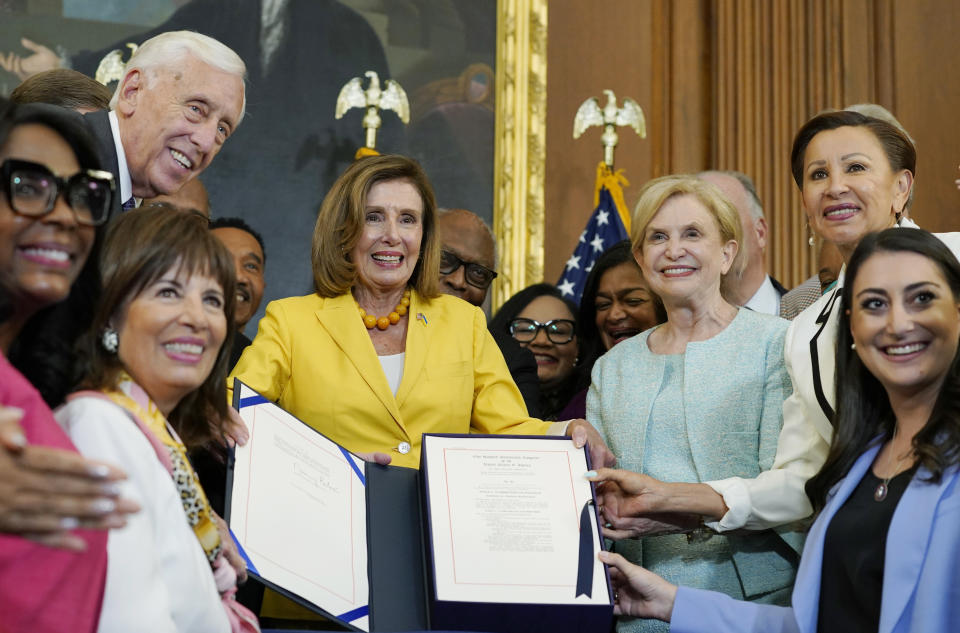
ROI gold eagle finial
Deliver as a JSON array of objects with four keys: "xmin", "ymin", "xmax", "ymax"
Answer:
[
  {"xmin": 94, "ymin": 43, "xmax": 138, "ymax": 86},
  {"xmin": 335, "ymin": 70, "xmax": 410, "ymax": 150},
  {"xmin": 573, "ymin": 89, "xmax": 646, "ymax": 167}
]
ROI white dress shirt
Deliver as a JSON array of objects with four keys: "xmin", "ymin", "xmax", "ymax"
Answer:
[
  {"xmin": 743, "ymin": 275, "xmax": 781, "ymax": 316},
  {"xmin": 107, "ymin": 110, "xmax": 136, "ymax": 207}
]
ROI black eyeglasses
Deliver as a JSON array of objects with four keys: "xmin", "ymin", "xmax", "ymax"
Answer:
[
  {"xmin": 439, "ymin": 249, "xmax": 498, "ymax": 289},
  {"xmin": 509, "ymin": 318, "xmax": 576, "ymax": 344},
  {"xmin": 2, "ymin": 158, "xmax": 115, "ymax": 227}
]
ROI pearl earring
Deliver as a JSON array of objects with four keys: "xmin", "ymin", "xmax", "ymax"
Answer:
[{"xmin": 850, "ymin": 342, "xmax": 856, "ymax": 350}]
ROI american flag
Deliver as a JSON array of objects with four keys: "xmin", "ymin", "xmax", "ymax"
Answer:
[{"xmin": 557, "ymin": 183, "xmax": 629, "ymax": 305}]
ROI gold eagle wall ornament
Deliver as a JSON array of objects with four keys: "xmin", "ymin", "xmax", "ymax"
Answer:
[
  {"xmin": 94, "ymin": 43, "xmax": 138, "ymax": 86},
  {"xmin": 572, "ymin": 90, "xmax": 646, "ymax": 167},
  {"xmin": 335, "ymin": 70, "xmax": 410, "ymax": 150}
]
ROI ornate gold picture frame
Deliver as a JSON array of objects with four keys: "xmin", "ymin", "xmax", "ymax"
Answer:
[{"xmin": 492, "ymin": 0, "xmax": 548, "ymax": 311}]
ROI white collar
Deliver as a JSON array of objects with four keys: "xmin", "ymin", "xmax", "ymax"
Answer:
[
  {"xmin": 108, "ymin": 110, "xmax": 135, "ymax": 206},
  {"xmin": 833, "ymin": 218, "xmax": 917, "ymax": 291},
  {"xmin": 743, "ymin": 275, "xmax": 780, "ymax": 315}
]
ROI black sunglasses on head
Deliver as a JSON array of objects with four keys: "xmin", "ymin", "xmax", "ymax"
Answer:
[
  {"xmin": 439, "ymin": 249, "xmax": 498, "ymax": 289},
  {"xmin": 2, "ymin": 158, "xmax": 115, "ymax": 227}
]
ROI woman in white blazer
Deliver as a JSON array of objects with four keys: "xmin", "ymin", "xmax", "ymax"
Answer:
[
  {"xmin": 597, "ymin": 228, "xmax": 960, "ymax": 633},
  {"xmin": 589, "ymin": 110, "xmax": 960, "ymax": 536}
]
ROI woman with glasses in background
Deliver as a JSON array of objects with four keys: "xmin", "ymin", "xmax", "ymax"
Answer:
[
  {"xmin": 586, "ymin": 175, "xmax": 801, "ymax": 633},
  {"xmin": 489, "ymin": 283, "xmax": 585, "ymax": 420}
]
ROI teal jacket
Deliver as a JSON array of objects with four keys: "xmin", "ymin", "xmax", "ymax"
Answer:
[{"xmin": 587, "ymin": 308, "xmax": 803, "ymax": 599}]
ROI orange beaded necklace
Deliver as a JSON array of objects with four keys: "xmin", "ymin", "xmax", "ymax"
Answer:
[{"xmin": 359, "ymin": 289, "xmax": 411, "ymax": 330}]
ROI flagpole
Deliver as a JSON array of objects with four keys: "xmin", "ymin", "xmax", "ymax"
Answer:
[{"xmin": 559, "ymin": 90, "xmax": 647, "ymax": 304}]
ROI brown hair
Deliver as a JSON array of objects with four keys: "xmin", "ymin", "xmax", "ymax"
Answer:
[
  {"xmin": 10, "ymin": 69, "xmax": 112, "ymax": 112},
  {"xmin": 78, "ymin": 205, "xmax": 236, "ymax": 449},
  {"xmin": 630, "ymin": 174, "xmax": 745, "ymax": 298},
  {"xmin": 789, "ymin": 110, "xmax": 916, "ymax": 200},
  {"xmin": 312, "ymin": 154, "xmax": 440, "ymax": 298}
]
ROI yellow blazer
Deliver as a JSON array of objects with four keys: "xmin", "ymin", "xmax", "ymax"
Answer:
[{"xmin": 228, "ymin": 290, "xmax": 551, "ymax": 468}]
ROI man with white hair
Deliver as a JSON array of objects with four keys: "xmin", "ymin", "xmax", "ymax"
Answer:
[
  {"xmin": 83, "ymin": 30, "xmax": 246, "ymax": 216},
  {"xmin": 699, "ymin": 170, "xmax": 787, "ymax": 315}
]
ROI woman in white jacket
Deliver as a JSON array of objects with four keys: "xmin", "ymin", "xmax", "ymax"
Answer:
[
  {"xmin": 57, "ymin": 206, "xmax": 255, "ymax": 632},
  {"xmin": 589, "ymin": 109, "xmax": 960, "ymax": 536}
]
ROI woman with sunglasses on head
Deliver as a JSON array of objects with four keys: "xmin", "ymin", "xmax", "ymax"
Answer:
[
  {"xmin": 489, "ymin": 283, "xmax": 585, "ymax": 420},
  {"xmin": 0, "ymin": 101, "xmax": 136, "ymax": 633},
  {"xmin": 600, "ymin": 228, "xmax": 960, "ymax": 633},
  {"xmin": 586, "ymin": 175, "xmax": 801, "ymax": 633}
]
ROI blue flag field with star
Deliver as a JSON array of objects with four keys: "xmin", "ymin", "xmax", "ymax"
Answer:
[{"xmin": 557, "ymin": 186, "xmax": 629, "ymax": 304}]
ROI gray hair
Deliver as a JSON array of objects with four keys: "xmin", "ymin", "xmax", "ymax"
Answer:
[
  {"xmin": 698, "ymin": 170, "xmax": 764, "ymax": 221},
  {"xmin": 109, "ymin": 31, "xmax": 247, "ymax": 122},
  {"xmin": 844, "ymin": 103, "xmax": 915, "ymax": 211}
]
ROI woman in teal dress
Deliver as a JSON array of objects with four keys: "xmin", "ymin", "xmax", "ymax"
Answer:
[{"xmin": 587, "ymin": 175, "xmax": 802, "ymax": 633}]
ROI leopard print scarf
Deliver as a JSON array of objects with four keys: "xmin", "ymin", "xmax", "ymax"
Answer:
[{"xmin": 104, "ymin": 373, "xmax": 222, "ymax": 564}]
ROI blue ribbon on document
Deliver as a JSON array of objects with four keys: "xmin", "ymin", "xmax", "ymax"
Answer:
[
  {"xmin": 229, "ymin": 527, "xmax": 260, "ymax": 576},
  {"xmin": 575, "ymin": 500, "xmax": 595, "ymax": 597},
  {"xmin": 339, "ymin": 446, "xmax": 366, "ymax": 486},
  {"xmin": 238, "ymin": 394, "xmax": 270, "ymax": 408},
  {"xmin": 337, "ymin": 604, "xmax": 369, "ymax": 623}
]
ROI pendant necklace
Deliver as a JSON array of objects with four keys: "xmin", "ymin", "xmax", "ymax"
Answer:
[{"xmin": 874, "ymin": 428, "xmax": 911, "ymax": 502}]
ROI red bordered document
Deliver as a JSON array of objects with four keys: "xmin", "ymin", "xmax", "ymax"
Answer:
[
  {"xmin": 226, "ymin": 380, "xmax": 612, "ymax": 633},
  {"xmin": 228, "ymin": 380, "xmax": 372, "ymax": 630}
]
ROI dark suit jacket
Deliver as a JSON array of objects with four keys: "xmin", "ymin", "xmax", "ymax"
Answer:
[
  {"xmin": 81, "ymin": 109, "xmax": 123, "ymax": 218},
  {"xmin": 770, "ymin": 275, "xmax": 789, "ymax": 296},
  {"xmin": 71, "ymin": 0, "xmax": 398, "ymax": 306},
  {"xmin": 490, "ymin": 329, "xmax": 541, "ymax": 418},
  {"xmin": 228, "ymin": 330, "xmax": 253, "ymax": 369}
]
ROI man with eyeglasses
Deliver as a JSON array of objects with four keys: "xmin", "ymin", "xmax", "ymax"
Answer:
[
  {"xmin": 437, "ymin": 208, "xmax": 498, "ymax": 306},
  {"xmin": 437, "ymin": 208, "xmax": 541, "ymax": 416}
]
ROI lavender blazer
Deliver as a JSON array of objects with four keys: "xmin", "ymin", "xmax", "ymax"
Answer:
[{"xmin": 670, "ymin": 444, "xmax": 960, "ymax": 633}]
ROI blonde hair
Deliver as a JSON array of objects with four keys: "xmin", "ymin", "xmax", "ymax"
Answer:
[
  {"xmin": 312, "ymin": 154, "xmax": 440, "ymax": 298},
  {"xmin": 630, "ymin": 174, "xmax": 745, "ymax": 295}
]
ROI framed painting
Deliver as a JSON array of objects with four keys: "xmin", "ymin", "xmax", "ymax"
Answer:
[{"xmin": 0, "ymin": 0, "xmax": 545, "ymax": 315}]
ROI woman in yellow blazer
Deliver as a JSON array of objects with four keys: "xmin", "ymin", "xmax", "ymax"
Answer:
[{"xmin": 229, "ymin": 154, "xmax": 613, "ymax": 470}]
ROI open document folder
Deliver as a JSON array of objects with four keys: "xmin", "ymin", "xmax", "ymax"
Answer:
[{"xmin": 226, "ymin": 379, "xmax": 612, "ymax": 633}]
